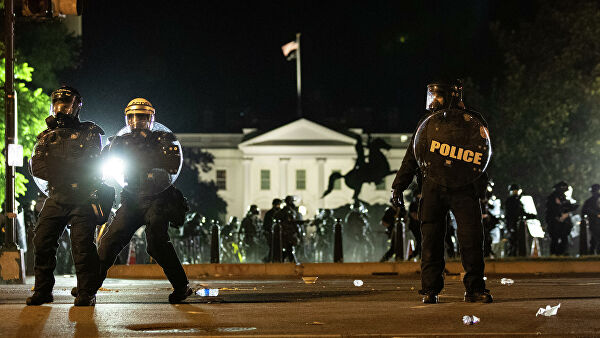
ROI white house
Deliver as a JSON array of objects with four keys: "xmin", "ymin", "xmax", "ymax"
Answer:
[{"xmin": 178, "ymin": 118, "xmax": 411, "ymax": 220}]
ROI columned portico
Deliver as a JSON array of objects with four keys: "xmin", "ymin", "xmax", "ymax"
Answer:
[
  {"xmin": 178, "ymin": 118, "xmax": 411, "ymax": 220},
  {"xmin": 317, "ymin": 157, "xmax": 326, "ymax": 208},
  {"xmin": 279, "ymin": 157, "xmax": 290, "ymax": 197}
]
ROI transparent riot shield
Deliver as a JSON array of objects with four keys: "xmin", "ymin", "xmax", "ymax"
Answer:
[
  {"xmin": 30, "ymin": 140, "xmax": 49, "ymax": 195},
  {"xmin": 102, "ymin": 122, "xmax": 183, "ymax": 196},
  {"xmin": 413, "ymin": 109, "xmax": 492, "ymax": 188}
]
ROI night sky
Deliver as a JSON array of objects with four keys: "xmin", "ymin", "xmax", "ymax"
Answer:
[{"xmin": 64, "ymin": 0, "xmax": 529, "ymax": 136}]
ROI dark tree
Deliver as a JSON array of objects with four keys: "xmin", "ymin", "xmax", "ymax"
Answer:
[
  {"xmin": 176, "ymin": 147, "xmax": 227, "ymax": 221},
  {"xmin": 484, "ymin": 0, "xmax": 600, "ymax": 206}
]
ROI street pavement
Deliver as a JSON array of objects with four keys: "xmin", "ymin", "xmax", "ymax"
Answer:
[{"xmin": 1, "ymin": 274, "xmax": 599, "ymax": 337}]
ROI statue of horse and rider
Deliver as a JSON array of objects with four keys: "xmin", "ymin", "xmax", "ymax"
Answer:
[{"xmin": 322, "ymin": 134, "xmax": 397, "ymax": 201}]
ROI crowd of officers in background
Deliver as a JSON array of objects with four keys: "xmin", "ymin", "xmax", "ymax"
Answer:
[
  {"xmin": 169, "ymin": 179, "xmax": 600, "ymax": 265},
  {"xmin": 5, "ymin": 179, "xmax": 600, "ymax": 273},
  {"xmin": 382, "ymin": 180, "xmax": 600, "ymax": 262}
]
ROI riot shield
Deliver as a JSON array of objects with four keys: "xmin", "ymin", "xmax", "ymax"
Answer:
[
  {"xmin": 413, "ymin": 109, "xmax": 491, "ymax": 188},
  {"xmin": 30, "ymin": 141, "xmax": 49, "ymax": 195},
  {"xmin": 102, "ymin": 122, "xmax": 182, "ymax": 196}
]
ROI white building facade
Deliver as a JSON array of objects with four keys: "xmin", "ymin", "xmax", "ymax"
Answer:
[{"xmin": 178, "ymin": 118, "xmax": 411, "ymax": 220}]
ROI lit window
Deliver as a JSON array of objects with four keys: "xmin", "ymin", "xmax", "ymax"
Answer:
[
  {"xmin": 333, "ymin": 170, "xmax": 341, "ymax": 190},
  {"xmin": 261, "ymin": 170, "xmax": 270, "ymax": 190},
  {"xmin": 376, "ymin": 178, "xmax": 386, "ymax": 191},
  {"xmin": 296, "ymin": 169, "xmax": 306, "ymax": 190},
  {"xmin": 216, "ymin": 170, "xmax": 226, "ymax": 190}
]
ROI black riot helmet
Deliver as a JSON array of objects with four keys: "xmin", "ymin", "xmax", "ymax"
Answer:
[
  {"xmin": 508, "ymin": 183, "xmax": 522, "ymax": 197},
  {"xmin": 284, "ymin": 195, "xmax": 298, "ymax": 208},
  {"xmin": 553, "ymin": 181, "xmax": 569, "ymax": 193},
  {"xmin": 50, "ymin": 86, "xmax": 82, "ymax": 118},
  {"xmin": 247, "ymin": 204, "xmax": 259, "ymax": 216},
  {"xmin": 590, "ymin": 184, "xmax": 600, "ymax": 194},
  {"xmin": 426, "ymin": 80, "xmax": 464, "ymax": 112}
]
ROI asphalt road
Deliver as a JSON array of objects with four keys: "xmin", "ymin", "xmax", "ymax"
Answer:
[{"xmin": 1, "ymin": 275, "xmax": 599, "ymax": 337}]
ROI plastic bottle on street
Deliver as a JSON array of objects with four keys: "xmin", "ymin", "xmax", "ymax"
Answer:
[{"xmin": 196, "ymin": 288, "xmax": 219, "ymax": 297}]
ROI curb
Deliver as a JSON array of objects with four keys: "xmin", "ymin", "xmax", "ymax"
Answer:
[{"xmin": 106, "ymin": 260, "xmax": 600, "ymax": 279}]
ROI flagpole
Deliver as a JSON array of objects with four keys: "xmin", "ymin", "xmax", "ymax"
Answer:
[{"xmin": 296, "ymin": 32, "xmax": 302, "ymax": 118}]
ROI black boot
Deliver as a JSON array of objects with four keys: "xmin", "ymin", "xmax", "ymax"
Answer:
[
  {"xmin": 26, "ymin": 292, "xmax": 54, "ymax": 306},
  {"xmin": 169, "ymin": 286, "xmax": 193, "ymax": 304},
  {"xmin": 422, "ymin": 293, "xmax": 439, "ymax": 304},
  {"xmin": 71, "ymin": 287, "xmax": 78, "ymax": 297},
  {"xmin": 464, "ymin": 289, "xmax": 493, "ymax": 303},
  {"xmin": 74, "ymin": 291, "xmax": 96, "ymax": 306}
]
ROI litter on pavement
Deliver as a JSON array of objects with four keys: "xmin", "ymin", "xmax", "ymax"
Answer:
[
  {"xmin": 501, "ymin": 278, "xmax": 515, "ymax": 285},
  {"xmin": 302, "ymin": 277, "xmax": 318, "ymax": 284},
  {"xmin": 462, "ymin": 315, "xmax": 480, "ymax": 325},
  {"xmin": 536, "ymin": 303, "xmax": 561, "ymax": 317}
]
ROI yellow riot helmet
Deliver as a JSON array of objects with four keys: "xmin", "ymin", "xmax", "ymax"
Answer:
[{"xmin": 125, "ymin": 98, "xmax": 155, "ymax": 130}]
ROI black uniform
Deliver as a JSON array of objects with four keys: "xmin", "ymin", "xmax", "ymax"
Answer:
[
  {"xmin": 30, "ymin": 118, "xmax": 104, "ymax": 298},
  {"xmin": 504, "ymin": 195, "xmax": 535, "ymax": 256},
  {"xmin": 97, "ymin": 129, "xmax": 189, "ymax": 291},
  {"xmin": 314, "ymin": 209, "xmax": 335, "ymax": 262},
  {"xmin": 545, "ymin": 186, "xmax": 578, "ymax": 256},
  {"xmin": 344, "ymin": 206, "xmax": 374, "ymax": 262},
  {"xmin": 263, "ymin": 206, "xmax": 279, "ymax": 261},
  {"xmin": 392, "ymin": 107, "xmax": 490, "ymax": 299},
  {"xmin": 581, "ymin": 192, "xmax": 600, "ymax": 254},
  {"xmin": 240, "ymin": 209, "xmax": 261, "ymax": 262},
  {"xmin": 274, "ymin": 205, "xmax": 302, "ymax": 263}
]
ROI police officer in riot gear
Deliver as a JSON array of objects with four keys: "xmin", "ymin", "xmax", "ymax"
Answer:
[
  {"xmin": 28, "ymin": 86, "xmax": 106, "ymax": 306},
  {"xmin": 480, "ymin": 181, "xmax": 500, "ymax": 257},
  {"xmin": 241, "ymin": 205, "xmax": 261, "ymax": 262},
  {"xmin": 263, "ymin": 198, "xmax": 282, "ymax": 262},
  {"xmin": 344, "ymin": 201, "xmax": 374, "ymax": 262},
  {"xmin": 275, "ymin": 196, "xmax": 303, "ymax": 263},
  {"xmin": 582, "ymin": 184, "xmax": 600, "ymax": 254},
  {"xmin": 89, "ymin": 98, "xmax": 192, "ymax": 303},
  {"xmin": 391, "ymin": 80, "xmax": 493, "ymax": 304},
  {"xmin": 545, "ymin": 181, "xmax": 579, "ymax": 255},
  {"xmin": 504, "ymin": 184, "xmax": 536, "ymax": 256}
]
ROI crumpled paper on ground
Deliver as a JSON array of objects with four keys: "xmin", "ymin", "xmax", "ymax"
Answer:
[{"xmin": 536, "ymin": 303, "xmax": 561, "ymax": 317}]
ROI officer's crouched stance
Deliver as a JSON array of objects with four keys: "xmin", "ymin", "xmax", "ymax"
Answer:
[
  {"xmin": 93, "ymin": 98, "xmax": 192, "ymax": 303},
  {"xmin": 391, "ymin": 81, "xmax": 493, "ymax": 304},
  {"xmin": 28, "ymin": 86, "xmax": 105, "ymax": 306}
]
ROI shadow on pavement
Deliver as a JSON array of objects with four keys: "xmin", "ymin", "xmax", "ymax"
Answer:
[
  {"xmin": 69, "ymin": 306, "xmax": 99, "ymax": 338},
  {"xmin": 17, "ymin": 306, "xmax": 51, "ymax": 337}
]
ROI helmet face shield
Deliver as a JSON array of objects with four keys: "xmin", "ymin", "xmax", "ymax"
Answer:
[
  {"xmin": 50, "ymin": 88, "xmax": 82, "ymax": 117},
  {"xmin": 126, "ymin": 113, "xmax": 155, "ymax": 130},
  {"xmin": 426, "ymin": 82, "xmax": 462, "ymax": 112},
  {"xmin": 426, "ymin": 90, "xmax": 445, "ymax": 111},
  {"xmin": 124, "ymin": 98, "xmax": 156, "ymax": 131}
]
